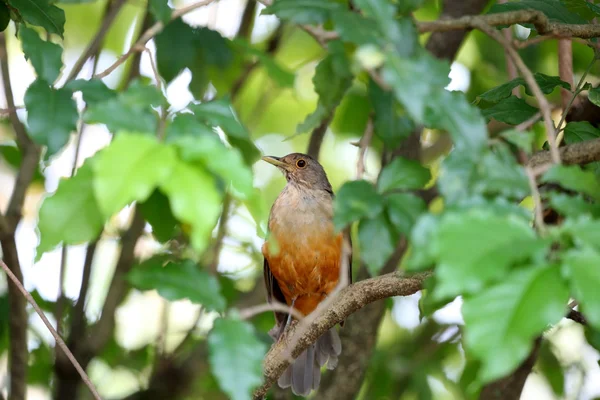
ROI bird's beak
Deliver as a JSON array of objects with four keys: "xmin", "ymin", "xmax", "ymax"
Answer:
[{"xmin": 262, "ymin": 156, "xmax": 291, "ymax": 171}]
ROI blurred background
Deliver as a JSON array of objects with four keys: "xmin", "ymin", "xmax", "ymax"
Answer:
[{"xmin": 1, "ymin": 0, "xmax": 600, "ymax": 398}]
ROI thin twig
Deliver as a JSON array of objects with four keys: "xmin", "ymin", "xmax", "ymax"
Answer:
[
  {"xmin": 0, "ymin": 214, "xmax": 8, "ymax": 236},
  {"xmin": 525, "ymin": 166, "xmax": 546, "ymax": 233},
  {"xmin": 498, "ymin": 0, "xmax": 519, "ymax": 96},
  {"xmin": 209, "ymin": 193, "xmax": 232, "ymax": 273},
  {"xmin": 558, "ymin": 39, "xmax": 574, "ymax": 110},
  {"xmin": 239, "ymin": 301, "xmax": 304, "ymax": 321},
  {"xmin": 0, "ymin": 259, "xmax": 102, "ymax": 400},
  {"xmin": 65, "ymin": 0, "xmax": 127, "ymax": 83},
  {"xmin": 55, "ymin": 245, "xmax": 68, "ymax": 334},
  {"xmin": 356, "ymin": 118, "xmax": 374, "ymax": 179},
  {"xmin": 95, "ymin": 0, "xmax": 218, "ymax": 79},
  {"xmin": 555, "ymin": 55, "xmax": 598, "ymax": 135},
  {"xmin": 0, "ymin": 105, "xmax": 24, "ymax": 114},
  {"xmin": 70, "ymin": 240, "xmax": 98, "ymax": 340},
  {"xmin": 417, "ymin": 10, "xmax": 600, "ymax": 38},
  {"xmin": 474, "ymin": 21, "xmax": 560, "ymax": 164},
  {"xmin": 307, "ymin": 113, "xmax": 333, "ymax": 160},
  {"xmin": 515, "ymin": 111, "xmax": 542, "ymax": 131},
  {"xmin": 0, "ymin": 33, "xmax": 30, "ymax": 151}
]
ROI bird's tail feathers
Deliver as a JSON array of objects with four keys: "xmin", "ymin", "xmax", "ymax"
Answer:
[{"xmin": 277, "ymin": 328, "xmax": 342, "ymax": 396}]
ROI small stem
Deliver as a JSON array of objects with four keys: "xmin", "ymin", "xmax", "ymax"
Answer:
[
  {"xmin": 0, "ymin": 259, "xmax": 103, "ymax": 400},
  {"xmin": 555, "ymin": 54, "xmax": 598, "ymax": 133}
]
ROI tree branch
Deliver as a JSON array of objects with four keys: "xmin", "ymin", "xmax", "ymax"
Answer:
[
  {"xmin": 64, "ymin": 0, "xmax": 127, "ymax": 83},
  {"xmin": 529, "ymin": 137, "xmax": 600, "ymax": 168},
  {"xmin": 54, "ymin": 210, "xmax": 144, "ymax": 399},
  {"xmin": 88, "ymin": 209, "xmax": 145, "ymax": 354},
  {"xmin": 473, "ymin": 20, "xmax": 560, "ymax": 164},
  {"xmin": 418, "ymin": 10, "xmax": 600, "ymax": 38},
  {"xmin": 0, "ymin": 260, "xmax": 102, "ymax": 400},
  {"xmin": 0, "ymin": 238, "xmax": 27, "ymax": 400},
  {"xmin": 306, "ymin": 113, "xmax": 333, "ymax": 159},
  {"xmin": 95, "ymin": 0, "xmax": 218, "ymax": 79},
  {"xmin": 253, "ymin": 271, "xmax": 431, "ymax": 399},
  {"xmin": 0, "ymin": 33, "xmax": 30, "ymax": 151}
]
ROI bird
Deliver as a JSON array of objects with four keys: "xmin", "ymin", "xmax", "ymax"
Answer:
[{"xmin": 261, "ymin": 152, "xmax": 352, "ymax": 396}]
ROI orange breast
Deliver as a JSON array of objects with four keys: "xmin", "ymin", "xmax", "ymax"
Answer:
[{"xmin": 263, "ymin": 229, "xmax": 343, "ymax": 316}]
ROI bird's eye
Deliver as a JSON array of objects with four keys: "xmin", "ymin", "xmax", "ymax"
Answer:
[{"xmin": 296, "ymin": 159, "xmax": 306, "ymax": 168}]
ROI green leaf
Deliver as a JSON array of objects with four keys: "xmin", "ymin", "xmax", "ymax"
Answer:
[
  {"xmin": 8, "ymin": 0, "xmax": 65, "ymax": 36},
  {"xmin": 19, "ymin": 26, "xmax": 63, "ymax": 83},
  {"xmin": 232, "ymin": 39, "xmax": 295, "ymax": 88},
  {"xmin": 385, "ymin": 192, "xmax": 426, "ymax": 235},
  {"xmin": 333, "ymin": 180, "xmax": 384, "ymax": 231},
  {"xmin": 563, "ymin": 0, "xmax": 599, "ymax": 20},
  {"xmin": 546, "ymin": 192, "xmax": 600, "ymax": 218},
  {"xmin": 354, "ymin": 2, "xmax": 417, "ymax": 55},
  {"xmin": 138, "ymin": 190, "xmax": 179, "ymax": 243},
  {"xmin": 481, "ymin": 96, "xmax": 538, "ymax": 125},
  {"xmin": 172, "ymin": 133, "xmax": 254, "ymax": 199},
  {"xmin": 564, "ymin": 218, "xmax": 600, "ymax": 251},
  {"xmin": 358, "ymin": 212, "xmax": 398, "ymax": 275},
  {"xmin": 368, "ymin": 79, "xmax": 413, "ymax": 148},
  {"xmin": 0, "ymin": 2, "xmax": 10, "ymax": 32},
  {"xmin": 24, "ymin": 79, "xmax": 78, "ymax": 157},
  {"xmin": 331, "ymin": 10, "xmax": 381, "ymax": 46},
  {"xmin": 208, "ymin": 317, "xmax": 267, "ymax": 400},
  {"xmin": 84, "ymin": 80, "xmax": 162, "ymax": 133},
  {"xmin": 93, "ymin": 133, "xmax": 176, "ymax": 218},
  {"xmin": 128, "ymin": 258, "xmax": 226, "ymax": 312},
  {"xmin": 155, "ymin": 20, "xmax": 232, "ymax": 96},
  {"xmin": 473, "ymin": 146, "xmax": 530, "ymax": 199},
  {"xmin": 428, "ymin": 90, "xmax": 488, "ymax": 155},
  {"xmin": 563, "ymin": 121, "xmax": 600, "ymax": 144},
  {"xmin": 377, "ymin": 157, "xmax": 431, "ymax": 193},
  {"xmin": 149, "ymin": 0, "xmax": 171, "ymax": 24},
  {"xmin": 542, "ymin": 164, "xmax": 600, "ymax": 201},
  {"xmin": 477, "ymin": 73, "xmax": 570, "ymax": 104},
  {"xmin": 66, "ymin": 78, "xmax": 116, "ymax": 106},
  {"xmin": 297, "ymin": 40, "xmax": 352, "ymax": 133},
  {"xmin": 537, "ymin": 341, "xmax": 565, "ymax": 396},
  {"xmin": 28, "ymin": 344, "xmax": 52, "ymax": 386},
  {"xmin": 261, "ymin": 0, "xmax": 344, "ymax": 24},
  {"xmin": 0, "ymin": 144, "xmax": 44, "ymax": 183},
  {"xmin": 37, "ymin": 161, "xmax": 103, "ymax": 256},
  {"xmin": 500, "ymin": 129, "xmax": 535, "ymax": 152},
  {"xmin": 190, "ymin": 98, "xmax": 260, "ymax": 164},
  {"xmin": 462, "ymin": 266, "xmax": 569, "ymax": 383},
  {"xmin": 531, "ymin": 73, "xmax": 571, "ymax": 95},
  {"xmin": 433, "ymin": 210, "xmax": 546, "ymax": 300},
  {"xmin": 406, "ymin": 214, "xmax": 441, "ymax": 271},
  {"xmin": 589, "ymin": 86, "xmax": 600, "ymax": 107},
  {"xmin": 563, "ymin": 247, "xmax": 600, "ymax": 330},
  {"xmin": 488, "ymin": 0, "xmax": 586, "ymax": 25},
  {"xmin": 382, "ymin": 51, "xmax": 450, "ymax": 123},
  {"xmin": 160, "ymin": 160, "xmax": 222, "ymax": 253},
  {"xmin": 165, "ymin": 113, "xmax": 214, "ymax": 141}
]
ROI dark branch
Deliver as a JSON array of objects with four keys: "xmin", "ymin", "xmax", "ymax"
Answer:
[
  {"xmin": 0, "ymin": 238, "xmax": 28, "ymax": 400},
  {"xmin": 65, "ymin": 0, "xmax": 127, "ymax": 83},
  {"xmin": 253, "ymin": 271, "xmax": 431, "ymax": 399},
  {"xmin": 529, "ymin": 137, "xmax": 600, "ymax": 168},
  {"xmin": 307, "ymin": 113, "xmax": 333, "ymax": 160},
  {"xmin": 418, "ymin": 10, "xmax": 600, "ymax": 39},
  {"xmin": 0, "ymin": 33, "xmax": 31, "ymax": 151}
]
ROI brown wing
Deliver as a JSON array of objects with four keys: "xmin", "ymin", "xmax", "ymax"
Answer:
[{"xmin": 263, "ymin": 257, "xmax": 288, "ymax": 328}]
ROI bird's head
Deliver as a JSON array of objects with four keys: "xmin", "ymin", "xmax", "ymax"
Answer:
[{"xmin": 262, "ymin": 153, "xmax": 332, "ymax": 192}]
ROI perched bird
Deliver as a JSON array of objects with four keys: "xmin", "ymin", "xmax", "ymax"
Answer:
[{"xmin": 261, "ymin": 153, "xmax": 352, "ymax": 396}]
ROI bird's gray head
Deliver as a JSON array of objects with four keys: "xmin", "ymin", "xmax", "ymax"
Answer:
[{"xmin": 262, "ymin": 153, "xmax": 332, "ymax": 192}]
